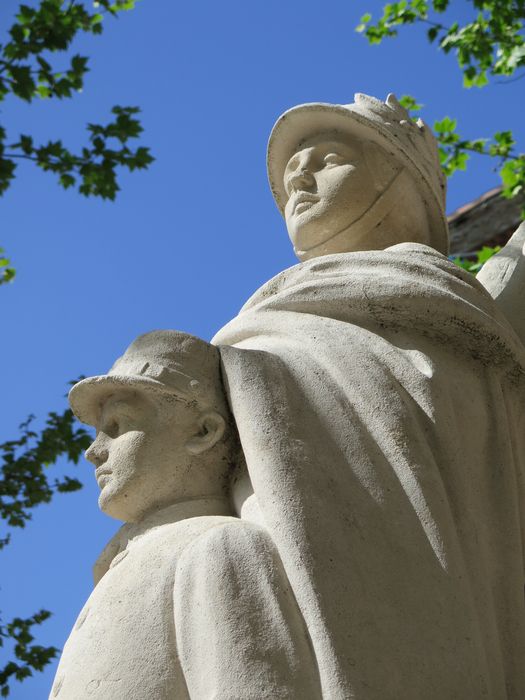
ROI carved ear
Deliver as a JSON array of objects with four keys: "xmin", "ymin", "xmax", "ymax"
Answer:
[{"xmin": 185, "ymin": 411, "xmax": 226, "ymax": 456}]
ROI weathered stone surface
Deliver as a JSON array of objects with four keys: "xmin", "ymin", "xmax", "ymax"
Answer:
[
  {"xmin": 216, "ymin": 94, "xmax": 525, "ymax": 698},
  {"xmin": 54, "ymin": 93, "xmax": 525, "ymax": 699},
  {"xmin": 52, "ymin": 331, "xmax": 320, "ymax": 699}
]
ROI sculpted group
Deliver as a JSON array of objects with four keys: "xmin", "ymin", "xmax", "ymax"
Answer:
[{"xmin": 51, "ymin": 94, "xmax": 525, "ymax": 699}]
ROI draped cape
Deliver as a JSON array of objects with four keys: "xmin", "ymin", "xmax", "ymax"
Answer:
[{"xmin": 213, "ymin": 243, "xmax": 525, "ymax": 699}]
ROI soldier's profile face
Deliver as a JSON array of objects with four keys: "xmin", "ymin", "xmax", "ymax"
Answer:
[
  {"xmin": 85, "ymin": 389, "xmax": 192, "ymax": 522},
  {"xmin": 283, "ymin": 133, "xmax": 377, "ymax": 256}
]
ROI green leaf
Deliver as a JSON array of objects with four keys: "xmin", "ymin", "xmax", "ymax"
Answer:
[
  {"xmin": 8, "ymin": 65, "xmax": 35, "ymax": 102},
  {"xmin": 465, "ymin": 138, "xmax": 487, "ymax": 153},
  {"xmin": 0, "ymin": 406, "xmax": 90, "ymax": 529},
  {"xmin": 452, "ymin": 246, "xmax": 500, "ymax": 275},
  {"xmin": 398, "ymin": 94, "xmax": 423, "ymax": 113},
  {"xmin": 451, "ymin": 151, "xmax": 468, "ymax": 170},
  {"xmin": 36, "ymin": 85, "xmax": 51, "ymax": 99},
  {"xmin": 356, "ymin": 11, "xmax": 373, "ymax": 31},
  {"xmin": 19, "ymin": 135, "xmax": 33, "ymax": 155},
  {"xmin": 0, "ymin": 248, "xmax": 15, "ymax": 286},
  {"xmin": 111, "ymin": 0, "xmax": 137, "ymax": 9},
  {"xmin": 0, "ymin": 610, "xmax": 58, "ymax": 695},
  {"xmin": 506, "ymin": 45, "xmax": 525, "ymax": 72},
  {"xmin": 434, "ymin": 116, "xmax": 457, "ymax": 133},
  {"xmin": 0, "ymin": 158, "xmax": 17, "ymax": 196},
  {"xmin": 463, "ymin": 70, "xmax": 488, "ymax": 88},
  {"xmin": 477, "ymin": 245, "xmax": 501, "ymax": 264},
  {"xmin": 500, "ymin": 157, "xmax": 525, "ymax": 199},
  {"xmin": 59, "ymin": 173, "xmax": 75, "ymax": 189}
]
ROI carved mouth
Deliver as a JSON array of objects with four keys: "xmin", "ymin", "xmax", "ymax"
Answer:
[
  {"xmin": 292, "ymin": 193, "xmax": 318, "ymax": 214},
  {"xmin": 95, "ymin": 468, "xmax": 112, "ymax": 485},
  {"xmin": 295, "ymin": 201, "xmax": 315, "ymax": 215}
]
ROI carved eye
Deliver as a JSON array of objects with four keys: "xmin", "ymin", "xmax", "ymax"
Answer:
[{"xmin": 323, "ymin": 153, "xmax": 344, "ymax": 166}]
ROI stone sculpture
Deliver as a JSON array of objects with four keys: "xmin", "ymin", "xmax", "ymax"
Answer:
[
  {"xmin": 214, "ymin": 94, "xmax": 525, "ymax": 698},
  {"xmin": 53, "ymin": 93, "xmax": 525, "ymax": 699},
  {"xmin": 49, "ymin": 331, "xmax": 320, "ymax": 699}
]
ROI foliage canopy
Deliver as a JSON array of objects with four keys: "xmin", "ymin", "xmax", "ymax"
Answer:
[{"xmin": 0, "ymin": 0, "xmax": 154, "ymax": 285}]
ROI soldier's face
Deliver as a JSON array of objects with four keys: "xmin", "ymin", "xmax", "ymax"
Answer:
[
  {"xmin": 85, "ymin": 390, "xmax": 195, "ymax": 522},
  {"xmin": 283, "ymin": 134, "xmax": 377, "ymax": 259}
]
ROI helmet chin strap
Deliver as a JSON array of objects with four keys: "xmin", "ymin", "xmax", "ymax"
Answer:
[{"xmin": 295, "ymin": 168, "xmax": 413, "ymax": 261}]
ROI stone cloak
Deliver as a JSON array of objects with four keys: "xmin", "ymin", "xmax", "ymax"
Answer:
[{"xmin": 213, "ymin": 243, "xmax": 525, "ymax": 700}]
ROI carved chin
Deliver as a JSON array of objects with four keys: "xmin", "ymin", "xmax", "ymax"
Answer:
[
  {"xmin": 291, "ymin": 219, "xmax": 348, "ymax": 255},
  {"xmin": 98, "ymin": 480, "xmax": 129, "ymax": 519},
  {"xmin": 98, "ymin": 482, "xmax": 116, "ymax": 513}
]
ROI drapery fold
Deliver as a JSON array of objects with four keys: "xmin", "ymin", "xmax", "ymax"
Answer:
[{"xmin": 213, "ymin": 243, "xmax": 525, "ymax": 699}]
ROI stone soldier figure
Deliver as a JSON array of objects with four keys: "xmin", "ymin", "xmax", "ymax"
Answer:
[
  {"xmin": 214, "ymin": 93, "xmax": 525, "ymax": 698},
  {"xmin": 50, "ymin": 330, "xmax": 321, "ymax": 699}
]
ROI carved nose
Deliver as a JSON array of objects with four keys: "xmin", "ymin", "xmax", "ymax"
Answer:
[
  {"xmin": 85, "ymin": 441, "xmax": 109, "ymax": 468},
  {"xmin": 289, "ymin": 168, "xmax": 315, "ymax": 192}
]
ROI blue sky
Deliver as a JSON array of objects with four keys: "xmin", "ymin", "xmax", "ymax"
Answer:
[{"xmin": 1, "ymin": 0, "xmax": 524, "ymax": 696}]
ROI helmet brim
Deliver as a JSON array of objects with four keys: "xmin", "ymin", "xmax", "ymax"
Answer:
[{"xmin": 68, "ymin": 375, "xmax": 172, "ymax": 427}]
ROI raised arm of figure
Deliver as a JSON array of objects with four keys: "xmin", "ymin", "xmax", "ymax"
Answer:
[
  {"xmin": 174, "ymin": 520, "xmax": 322, "ymax": 699},
  {"xmin": 477, "ymin": 221, "xmax": 525, "ymax": 346}
]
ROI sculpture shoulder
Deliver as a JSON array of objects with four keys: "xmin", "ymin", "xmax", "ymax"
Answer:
[
  {"xmin": 174, "ymin": 522, "xmax": 323, "ymax": 699},
  {"xmin": 175, "ymin": 519, "xmax": 279, "ymax": 580},
  {"xmin": 133, "ymin": 514, "xmax": 244, "ymax": 560},
  {"xmin": 235, "ymin": 245, "xmax": 459, "ymax": 313},
  {"xmin": 94, "ymin": 515, "xmax": 241, "ymax": 585},
  {"xmin": 111, "ymin": 516, "xmax": 271, "ymax": 573}
]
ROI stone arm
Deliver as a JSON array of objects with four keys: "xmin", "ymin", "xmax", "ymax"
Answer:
[
  {"xmin": 173, "ymin": 520, "xmax": 322, "ymax": 699},
  {"xmin": 477, "ymin": 221, "xmax": 525, "ymax": 346}
]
